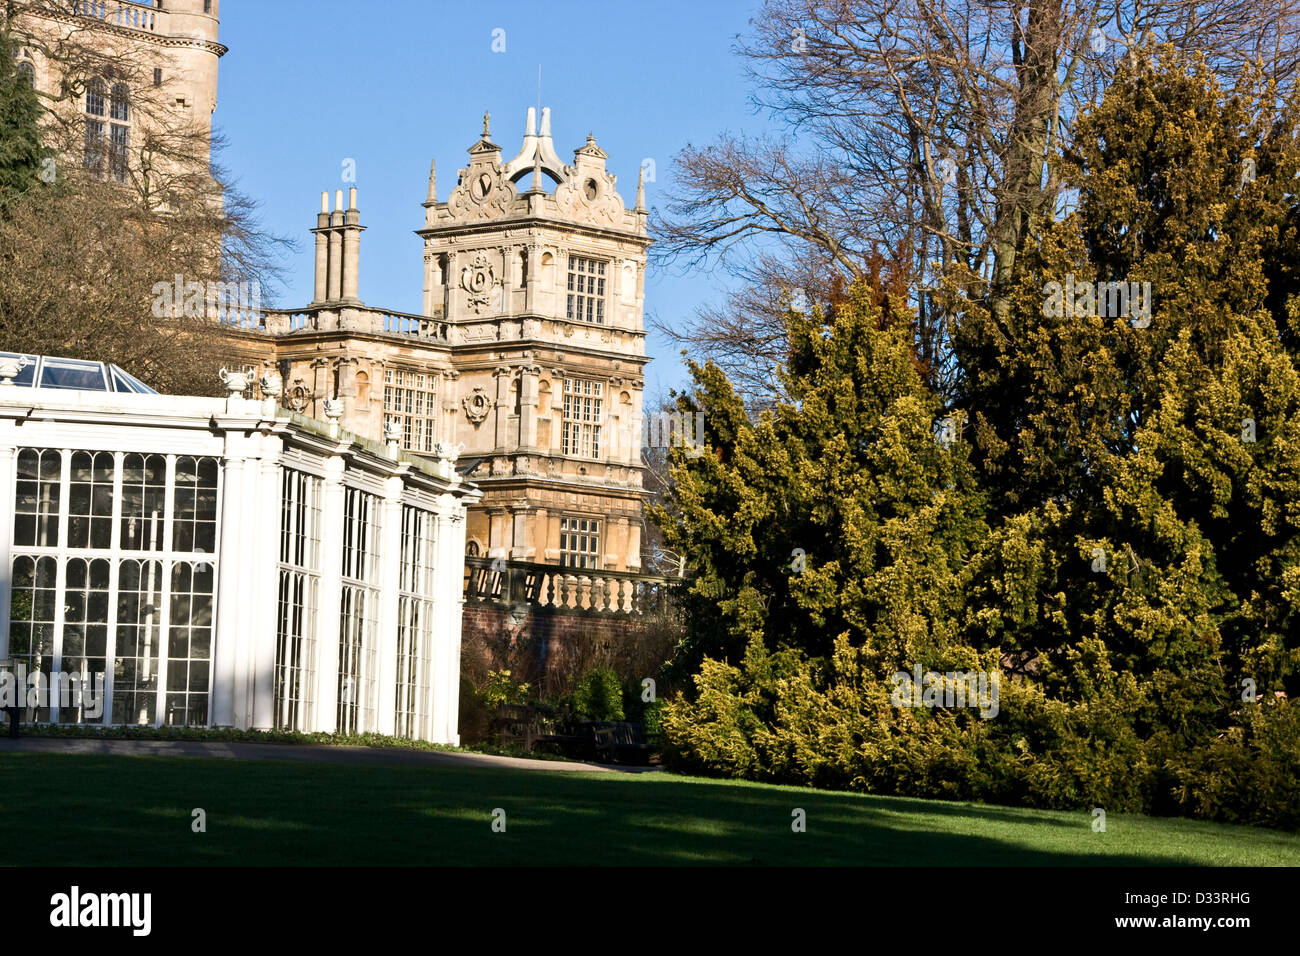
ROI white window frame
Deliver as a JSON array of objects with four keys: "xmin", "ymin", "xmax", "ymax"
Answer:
[{"xmin": 561, "ymin": 378, "xmax": 603, "ymax": 459}]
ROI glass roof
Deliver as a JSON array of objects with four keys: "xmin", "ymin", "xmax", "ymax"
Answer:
[{"xmin": 0, "ymin": 353, "xmax": 158, "ymax": 394}]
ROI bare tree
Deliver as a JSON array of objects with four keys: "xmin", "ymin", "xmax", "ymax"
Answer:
[
  {"xmin": 0, "ymin": 180, "xmax": 233, "ymax": 393},
  {"xmin": 653, "ymin": 0, "xmax": 1300, "ymax": 401},
  {"xmin": 0, "ymin": 1, "xmax": 294, "ymax": 391}
]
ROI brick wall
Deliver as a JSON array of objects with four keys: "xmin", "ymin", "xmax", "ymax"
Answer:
[{"xmin": 461, "ymin": 602, "xmax": 680, "ymax": 698}]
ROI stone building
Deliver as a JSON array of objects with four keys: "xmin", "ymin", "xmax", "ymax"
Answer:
[
  {"xmin": 10, "ymin": 0, "xmax": 224, "ymax": 188},
  {"xmin": 222, "ymin": 108, "xmax": 652, "ymax": 574}
]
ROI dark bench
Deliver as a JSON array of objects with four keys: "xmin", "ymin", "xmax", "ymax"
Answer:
[
  {"xmin": 492, "ymin": 703, "xmax": 593, "ymax": 758},
  {"xmin": 492, "ymin": 706, "xmax": 656, "ymax": 765},
  {"xmin": 592, "ymin": 721, "xmax": 654, "ymax": 766},
  {"xmin": 491, "ymin": 703, "xmax": 549, "ymax": 751}
]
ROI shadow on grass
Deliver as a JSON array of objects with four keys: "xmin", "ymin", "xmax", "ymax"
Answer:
[{"xmin": 1, "ymin": 754, "xmax": 1295, "ymax": 866}]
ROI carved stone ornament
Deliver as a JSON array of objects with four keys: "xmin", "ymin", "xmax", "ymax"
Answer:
[
  {"xmin": 460, "ymin": 251, "xmax": 497, "ymax": 315},
  {"xmin": 447, "ymin": 163, "xmax": 514, "ymax": 221},
  {"xmin": 286, "ymin": 380, "xmax": 310, "ymax": 412},
  {"xmin": 553, "ymin": 169, "xmax": 623, "ymax": 228},
  {"xmin": 461, "ymin": 386, "xmax": 492, "ymax": 424}
]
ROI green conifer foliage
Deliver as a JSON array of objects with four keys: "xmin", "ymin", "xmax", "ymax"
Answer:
[
  {"xmin": 652, "ymin": 278, "xmax": 987, "ymax": 675},
  {"xmin": 0, "ymin": 29, "xmax": 48, "ymax": 213}
]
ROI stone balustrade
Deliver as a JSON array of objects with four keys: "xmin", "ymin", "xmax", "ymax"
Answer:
[
  {"xmin": 463, "ymin": 556, "xmax": 674, "ymax": 617},
  {"xmin": 73, "ymin": 1, "xmax": 157, "ymax": 32},
  {"xmin": 215, "ymin": 306, "xmax": 450, "ymax": 341}
]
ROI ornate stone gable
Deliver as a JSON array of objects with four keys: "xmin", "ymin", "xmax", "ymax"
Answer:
[
  {"xmin": 446, "ymin": 160, "xmax": 516, "ymax": 221},
  {"xmin": 446, "ymin": 115, "xmax": 517, "ymax": 221},
  {"xmin": 552, "ymin": 135, "xmax": 626, "ymax": 229}
]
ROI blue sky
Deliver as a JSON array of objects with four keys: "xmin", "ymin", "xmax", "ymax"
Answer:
[{"xmin": 215, "ymin": 0, "xmax": 771, "ymax": 398}]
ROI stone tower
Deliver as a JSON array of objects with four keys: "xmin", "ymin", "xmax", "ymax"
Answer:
[
  {"xmin": 12, "ymin": 0, "xmax": 226, "ymax": 180},
  {"xmin": 222, "ymin": 108, "xmax": 652, "ymax": 573},
  {"xmin": 420, "ymin": 108, "xmax": 651, "ymax": 572}
]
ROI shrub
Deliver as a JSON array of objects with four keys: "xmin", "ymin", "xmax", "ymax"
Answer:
[
  {"xmin": 571, "ymin": 667, "xmax": 624, "ymax": 721},
  {"xmin": 661, "ymin": 635, "xmax": 1300, "ymax": 829},
  {"xmin": 480, "ymin": 669, "xmax": 530, "ymax": 708},
  {"xmin": 457, "ymin": 675, "xmax": 492, "ymax": 746},
  {"xmin": 1166, "ymin": 698, "xmax": 1300, "ymax": 830}
]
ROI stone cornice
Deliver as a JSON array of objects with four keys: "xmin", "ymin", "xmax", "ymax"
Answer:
[
  {"xmin": 415, "ymin": 215, "xmax": 651, "ymax": 249},
  {"xmin": 20, "ymin": 5, "xmax": 229, "ymax": 57}
]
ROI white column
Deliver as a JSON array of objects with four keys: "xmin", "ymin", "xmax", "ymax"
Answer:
[
  {"xmin": 211, "ymin": 453, "xmax": 246, "ymax": 727},
  {"xmin": 0, "ymin": 443, "xmax": 16, "ymax": 659},
  {"xmin": 430, "ymin": 499, "xmax": 467, "ymax": 745},
  {"xmin": 373, "ymin": 476, "xmax": 404, "ymax": 736},
  {"xmin": 312, "ymin": 456, "xmax": 346, "ymax": 732},
  {"xmin": 231, "ymin": 448, "xmax": 263, "ymax": 729},
  {"xmin": 251, "ymin": 436, "xmax": 283, "ymax": 730}
]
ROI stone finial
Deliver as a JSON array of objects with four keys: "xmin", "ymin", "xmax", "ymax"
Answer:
[
  {"xmin": 430, "ymin": 440, "xmax": 464, "ymax": 483},
  {"xmin": 426, "ymin": 159, "xmax": 437, "ymax": 202},
  {"xmin": 529, "ymin": 150, "xmax": 544, "ymax": 195},
  {"xmin": 502, "ymin": 104, "xmax": 566, "ymax": 185},
  {"xmin": 432, "ymin": 440, "xmax": 462, "ymax": 462},
  {"xmin": 218, "ymin": 366, "xmax": 248, "ymax": 396},
  {"xmin": 0, "ymin": 354, "xmax": 30, "ymax": 386},
  {"xmin": 260, "ymin": 370, "xmax": 283, "ymax": 416},
  {"xmin": 636, "ymin": 162, "xmax": 646, "ymax": 212},
  {"xmin": 482, "ymin": 110, "xmax": 491, "ymax": 139},
  {"xmin": 218, "ymin": 366, "xmax": 248, "ymax": 413},
  {"xmin": 383, "ymin": 420, "xmax": 402, "ymax": 456},
  {"xmin": 323, "ymin": 398, "xmax": 343, "ymax": 438}
]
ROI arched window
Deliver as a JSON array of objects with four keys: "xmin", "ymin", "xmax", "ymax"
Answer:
[
  {"xmin": 109, "ymin": 82, "xmax": 129, "ymax": 182},
  {"xmin": 85, "ymin": 77, "xmax": 105, "ymax": 116},
  {"xmin": 84, "ymin": 78, "xmax": 106, "ymax": 175},
  {"xmin": 17, "ymin": 61, "xmax": 35, "ymax": 87},
  {"xmin": 110, "ymin": 82, "xmax": 128, "ymax": 122}
]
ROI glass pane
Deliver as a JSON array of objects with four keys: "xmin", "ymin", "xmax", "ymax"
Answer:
[{"xmin": 39, "ymin": 361, "xmax": 107, "ymax": 390}]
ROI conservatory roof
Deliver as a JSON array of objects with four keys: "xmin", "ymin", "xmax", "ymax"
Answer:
[{"xmin": 0, "ymin": 353, "xmax": 158, "ymax": 394}]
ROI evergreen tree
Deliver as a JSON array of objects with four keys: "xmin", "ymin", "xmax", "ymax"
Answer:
[
  {"xmin": 958, "ymin": 46, "xmax": 1300, "ymax": 704},
  {"xmin": 652, "ymin": 273, "xmax": 987, "ymax": 675},
  {"xmin": 0, "ymin": 28, "xmax": 48, "ymax": 213}
]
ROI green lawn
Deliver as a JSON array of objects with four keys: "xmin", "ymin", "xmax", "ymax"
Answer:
[{"xmin": 2, "ymin": 752, "xmax": 1297, "ymax": 865}]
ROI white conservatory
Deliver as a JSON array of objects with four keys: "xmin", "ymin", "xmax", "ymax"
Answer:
[{"xmin": 0, "ymin": 354, "xmax": 480, "ymax": 744}]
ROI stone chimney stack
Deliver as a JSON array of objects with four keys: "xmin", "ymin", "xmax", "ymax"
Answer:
[
  {"xmin": 311, "ymin": 191, "xmax": 330, "ymax": 303},
  {"xmin": 327, "ymin": 190, "xmax": 344, "ymax": 301},
  {"xmin": 341, "ymin": 187, "xmax": 364, "ymax": 304},
  {"xmin": 311, "ymin": 188, "xmax": 366, "ymax": 305}
]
